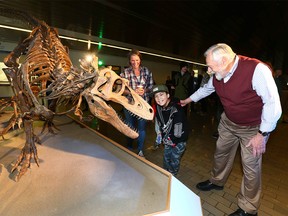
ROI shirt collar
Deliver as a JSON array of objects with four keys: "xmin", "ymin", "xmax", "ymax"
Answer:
[{"xmin": 223, "ymin": 55, "xmax": 239, "ymax": 82}]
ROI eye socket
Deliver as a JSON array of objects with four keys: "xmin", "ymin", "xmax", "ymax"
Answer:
[{"xmin": 112, "ymin": 78, "xmax": 123, "ymax": 93}]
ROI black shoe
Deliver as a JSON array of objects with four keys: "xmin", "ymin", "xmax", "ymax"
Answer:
[
  {"xmin": 196, "ymin": 180, "xmax": 223, "ymax": 191},
  {"xmin": 229, "ymin": 208, "xmax": 257, "ymax": 216}
]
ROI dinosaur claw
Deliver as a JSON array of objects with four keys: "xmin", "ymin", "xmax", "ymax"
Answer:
[{"xmin": 11, "ymin": 166, "xmax": 16, "ymax": 173}]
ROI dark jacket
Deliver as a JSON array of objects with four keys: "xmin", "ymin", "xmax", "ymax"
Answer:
[
  {"xmin": 155, "ymin": 98, "xmax": 189, "ymax": 146},
  {"xmin": 173, "ymin": 72, "xmax": 191, "ymax": 100}
]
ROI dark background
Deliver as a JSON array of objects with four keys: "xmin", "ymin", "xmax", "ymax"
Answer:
[{"xmin": 0, "ymin": 0, "xmax": 288, "ymax": 71}]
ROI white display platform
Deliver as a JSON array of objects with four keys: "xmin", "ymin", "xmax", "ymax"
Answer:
[{"xmin": 0, "ymin": 112, "xmax": 202, "ymax": 216}]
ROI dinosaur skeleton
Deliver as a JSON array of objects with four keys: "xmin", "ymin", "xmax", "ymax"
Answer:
[{"xmin": 0, "ymin": 9, "xmax": 153, "ymax": 181}]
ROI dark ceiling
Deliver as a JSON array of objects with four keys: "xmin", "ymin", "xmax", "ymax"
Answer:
[{"xmin": 0, "ymin": 0, "xmax": 288, "ymax": 68}]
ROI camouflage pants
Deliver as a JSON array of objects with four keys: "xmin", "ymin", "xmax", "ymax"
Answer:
[{"xmin": 163, "ymin": 141, "xmax": 186, "ymax": 175}]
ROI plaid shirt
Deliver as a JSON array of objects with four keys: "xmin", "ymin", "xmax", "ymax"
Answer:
[{"xmin": 120, "ymin": 66, "xmax": 154, "ymax": 102}]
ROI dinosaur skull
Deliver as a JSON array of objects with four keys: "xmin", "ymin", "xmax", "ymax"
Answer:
[{"xmin": 83, "ymin": 67, "xmax": 154, "ymax": 139}]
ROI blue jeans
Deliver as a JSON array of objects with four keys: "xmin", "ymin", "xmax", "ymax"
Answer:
[
  {"xmin": 163, "ymin": 142, "xmax": 186, "ymax": 175},
  {"xmin": 124, "ymin": 108, "xmax": 147, "ymax": 152}
]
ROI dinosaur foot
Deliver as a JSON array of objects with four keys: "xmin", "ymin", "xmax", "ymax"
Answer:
[{"xmin": 10, "ymin": 149, "xmax": 40, "ymax": 181}]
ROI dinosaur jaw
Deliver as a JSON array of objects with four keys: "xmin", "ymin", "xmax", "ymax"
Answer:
[{"xmin": 83, "ymin": 93, "xmax": 139, "ymax": 139}]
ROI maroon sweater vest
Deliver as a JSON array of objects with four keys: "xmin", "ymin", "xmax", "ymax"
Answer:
[{"xmin": 213, "ymin": 55, "xmax": 263, "ymax": 126}]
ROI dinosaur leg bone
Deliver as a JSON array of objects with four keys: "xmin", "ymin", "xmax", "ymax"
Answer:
[{"xmin": 10, "ymin": 119, "xmax": 40, "ymax": 181}]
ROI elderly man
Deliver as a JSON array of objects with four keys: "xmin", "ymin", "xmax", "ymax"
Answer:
[{"xmin": 181, "ymin": 43, "xmax": 282, "ymax": 216}]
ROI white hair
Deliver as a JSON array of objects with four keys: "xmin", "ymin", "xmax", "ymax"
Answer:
[{"xmin": 204, "ymin": 43, "xmax": 236, "ymax": 63}]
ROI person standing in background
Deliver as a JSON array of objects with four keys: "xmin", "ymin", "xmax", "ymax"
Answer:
[
  {"xmin": 181, "ymin": 43, "xmax": 282, "ymax": 216},
  {"xmin": 188, "ymin": 69, "xmax": 199, "ymax": 112},
  {"xmin": 165, "ymin": 75, "xmax": 174, "ymax": 97},
  {"xmin": 120, "ymin": 49, "xmax": 154, "ymax": 158},
  {"xmin": 188, "ymin": 69, "xmax": 209, "ymax": 115},
  {"xmin": 173, "ymin": 62, "xmax": 191, "ymax": 114}
]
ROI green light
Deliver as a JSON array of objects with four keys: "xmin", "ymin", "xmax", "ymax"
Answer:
[
  {"xmin": 98, "ymin": 41, "xmax": 102, "ymax": 50},
  {"xmin": 98, "ymin": 60, "xmax": 104, "ymax": 66},
  {"xmin": 98, "ymin": 21, "xmax": 103, "ymax": 51}
]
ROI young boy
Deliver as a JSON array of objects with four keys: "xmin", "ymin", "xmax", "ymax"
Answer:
[{"xmin": 151, "ymin": 84, "xmax": 189, "ymax": 176}]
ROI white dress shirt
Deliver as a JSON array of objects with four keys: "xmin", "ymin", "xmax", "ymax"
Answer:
[{"xmin": 190, "ymin": 56, "xmax": 282, "ymax": 132}]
